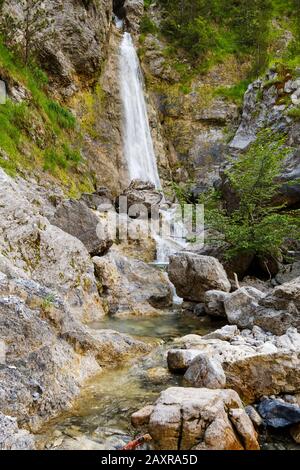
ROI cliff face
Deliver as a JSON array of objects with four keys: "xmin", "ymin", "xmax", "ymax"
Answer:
[{"xmin": 3, "ymin": 0, "xmax": 113, "ymax": 97}]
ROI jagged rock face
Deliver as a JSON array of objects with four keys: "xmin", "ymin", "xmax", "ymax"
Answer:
[
  {"xmin": 0, "ymin": 414, "xmax": 35, "ymax": 450},
  {"xmin": 76, "ymin": 28, "xmax": 128, "ymax": 195},
  {"xmin": 2, "ymin": 0, "xmax": 113, "ymax": 95},
  {"xmin": 229, "ymin": 70, "xmax": 300, "ymax": 209},
  {"xmin": 0, "ymin": 169, "xmax": 105, "ymax": 322},
  {"xmin": 140, "ymin": 32, "xmax": 242, "ymax": 190},
  {"xmin": 0, "ymin": 272, "xmax": 149, "ymax": 436},
  {"xmin": 169, "ymin": 325, "xmax": 300, "ymax": 404},
  {"xmin": 144, "ymin": 387, "xmax": 259, "ymax": 450}
]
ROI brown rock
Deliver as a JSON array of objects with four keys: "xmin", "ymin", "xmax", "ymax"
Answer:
[{"xmin": 131, "ymin": 406, "xmax": 154, "ymax": 428}]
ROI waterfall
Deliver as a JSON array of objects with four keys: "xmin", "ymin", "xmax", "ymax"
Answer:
[
  {"xmin": 118, "ymin": 31, "xmax": 187, "ymax": 281},
  {"xmin": 119, "ymin": 33, "xmax": 161, "ymax": 189}
]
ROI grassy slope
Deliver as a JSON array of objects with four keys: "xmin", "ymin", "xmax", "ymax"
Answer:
[
  {"xmin": 0, "ymin": 41, "xmax": 94, "ymax": 197},
  {"xmin": 140, "ymin": 0, "xmax": 299, "ymax": 105}
]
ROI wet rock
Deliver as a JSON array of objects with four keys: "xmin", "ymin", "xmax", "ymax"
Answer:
[
  {"xmin": 146, "ymin": 367, "xmax": 172, "ymax": 385},
  {"xmin": 93, "ymin": 251, "xmax": 172, "ymax": 316},
  {"xmin": 224, "ymin": 287, "xmax": 266, "ymax": 329},
  {"xmin": 254, "ymin": 277, "xmax": 300, "ymax": 335},
  {"xmin": 146, "ymin": 387, "xmax": 259, "ymax": 450},
  {"xmin": 50, "ymin": 199, "xmax": 113, "ymax": 256},
  {"xmin": 204, "ymin": 290, "xmax": 230, "ymax": 318},
  {"xmin": 183, "ymin": 354, "xmax": 226, "ymax": 389},
  {"xmin": 118, "ymin": 180, "xmax": 163, "ymax": 217},
  {"xmin": 258, "ymin": 398, "xmax": 300, "ymax": 428},
  {"xmin": 168, "ymin": 253, "xmax": 231, "ymax": 302},
  {"xmin": 131, "ymin": 405, "xmax": 154, "ymax": 428},
  {"xmin": 245, "ymin": 406, "xmax": 263, "ymax": 428},
  {"xmin": 0, "ymin": 273, "xmax": 148, "ymax": 431},
  {"xmin": 167, "ymin": 349, "xmax": 201, "ymax": 372},
  {"xmin": 0, "ymin": 413, "xmax": 35, "ymax": 450}
]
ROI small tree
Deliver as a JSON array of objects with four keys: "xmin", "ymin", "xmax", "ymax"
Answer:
[
  {"xmin": 0, "ymin": 0, "xmax": 54, "ymax": 64},
  {"xmin": 202, "ymin": 131, "xmax": 300, "ymax": 264}
]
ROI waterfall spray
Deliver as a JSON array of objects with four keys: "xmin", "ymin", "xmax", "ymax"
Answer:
[{"xmin": 119, "ymin": 33, "xmax": 161, "ymax": 189}]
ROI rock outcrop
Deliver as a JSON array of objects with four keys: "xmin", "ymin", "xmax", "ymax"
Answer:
[
  {"xmin": 229, "ymin": 70, "xmax": 300, "ymax": 210},
  {"xmin": 50, "ymin": 199, "xmax": 113, "ymax": 256},
  {"xmin": 93, "ymin": 251, "xmax": 173, "ymax": 316},
  {"xmin": 2, "ymin": 0, "xmax": 113, "ymax": 96},
  {"xmin": 254, "ymin": 277, "xmax": 300, "ymax": 335},
  {"xmin": 135, "ymin": 387, "xmax": 259, "ymax": 450},
  {"xmin": 0, "ymin": 272, "xmax": 148, "ymax": 437},
  {"xmin": 169, "ymin": 326, "xmax": 300, "ymax": 403},
  {"xmin": 168, "ymin": 253, "xmax": 231, "ymax": 302},
  {"xmin": 0, "ymin": 169, "xmax": 104, "ymax": 322}
]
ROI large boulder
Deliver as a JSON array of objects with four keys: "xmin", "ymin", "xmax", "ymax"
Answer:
[
  {"xmin": 0, "ymin": 273, "xmax": 148, "ymax": 431},
  {"xmin": 169, "ymin": 326, "xmax": 300, "ymax": 403},
  {"xmin": 183, "ymin": 354, "xmax": 226, "ymax": 389},
  {"xmin": 254, "ymin": 277, "xmax": 300, "ymax": 335},
  {"xmin": 224, "ymin": 287, "xmax": 266, "ymax": 329},
  {"xmin": 2, "ymin": 0, "xmax": 113, "ymax": 95},
  {"xmin": 93, "ymin": 251, "xmax": 173, "ymax": 316},
  {"xmin": 141, "ymin": 387, "xmax": 259, "ymax": 450},
  {"xmin": 204, "ymin": 290, "xmax": 230, "ymax": 318},
  {"xmin": 167, "ymin": 253, "xmax": 231, "ymax": 302},
  {"xmin": 50, "ymin": 199, "xmax": 113, "ymax": 256},
  {"xmin": 117, "ymin": 180, "xmax": 163, "ymax": 217},
  {"xmin": 257, "ymin": 398, "xmax": 300, "ymax": 428},
  {"xmin": 0, "ymin": 169, "xmax": 104, "ymax": 322}
]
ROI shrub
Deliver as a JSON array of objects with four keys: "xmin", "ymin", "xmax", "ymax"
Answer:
[{"xmin": 201, "ymin": 131, "xmax": 300, "ymax": 262}]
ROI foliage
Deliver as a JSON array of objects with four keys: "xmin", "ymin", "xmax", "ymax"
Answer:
[
  {"xmin": 287, "ymin": 106, "xmax": 300, "ymax": 120},
  {"xmin": 156, "ymin": 0, "xmax": 273, "ymax": 72},
  {"xmin": 201, "ymin": 131, "xmax": 300, "ymax": 261},
  {"xmin": 140, "ymin": 15, "xmax": 158, "ymax": 34},
  {"xmin": 0, "ymin": 39, "xmax": 91, "ymax": 194},
  {"xmin": 215, "ymin": 80, "xmax": 251, "ymax": 105},
  {"xmin": 0, "ymin": 0, "xmax": 55, "ymax": 64}
]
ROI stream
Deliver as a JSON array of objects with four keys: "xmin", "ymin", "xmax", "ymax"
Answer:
[{"xmin": 36, "ymin": 312, "xmax": 222, "ymax": 450}]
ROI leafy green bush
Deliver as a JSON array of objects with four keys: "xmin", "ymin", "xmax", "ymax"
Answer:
[
  {"xmin": 156, "ymin": 0, "xmax": 289, "ymax": 73},
  {"xmin": 201, "ymin": 131, "xmax": 300, "ymax": 261},
  {"xmin": 140, "ymin": 15, "xmax": 158, "ymax": 34}
]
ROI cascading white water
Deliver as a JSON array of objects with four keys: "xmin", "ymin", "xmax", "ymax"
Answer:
[
  {"xmin": 119, "ymin": 31, "xmax": 187, "ymax": 272},
  {"xmin": 119, "ymin": 33, "xmax": 161, "ymax": 189}
]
